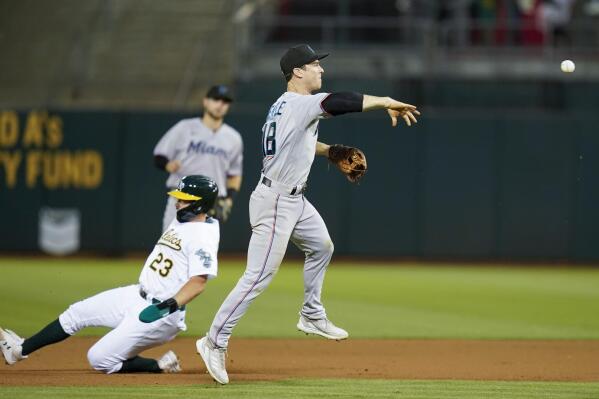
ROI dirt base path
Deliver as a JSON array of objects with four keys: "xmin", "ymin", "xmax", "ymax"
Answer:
[{"xmin": 1, "ymin": 338, "xmax": 598, "ymax": 386}]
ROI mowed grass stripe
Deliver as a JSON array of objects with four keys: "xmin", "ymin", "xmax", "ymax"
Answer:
[
  {"xmin": 1, "ymin": 258, "xmax": 599, "ymax": 339},
  {"xmin": 1, "ymin": 380, "xmax": 599, "ymax": 399}
]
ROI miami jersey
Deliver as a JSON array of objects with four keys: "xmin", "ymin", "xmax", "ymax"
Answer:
[
  {"xmin": 154, "ymin": 118, "xmax": 243, "ymax": 196},
  {"xmin": 261, "ymin": 92, "xmax": 330, "ymax": 187},
  {"xmin": 139, "ymin": 217, "xmax": 220, "ymax": 300}
]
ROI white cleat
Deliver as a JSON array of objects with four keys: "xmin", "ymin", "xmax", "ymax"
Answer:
[
  {"xmin": 0, "ymin": 327, "xmax": 26, "ymax": 365},
  {"xmin": 157, "ymin": 350, "xmax": 182, "ymax": 373},
  {"xmin": 196, "ymin": 336, "xmax": 229, "ymax": 384},
  {"xmin": 297, "ymin": 315, "xmax": 349, "ymax": 341}
]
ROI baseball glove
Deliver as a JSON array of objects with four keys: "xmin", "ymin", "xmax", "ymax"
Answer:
[
  {"xmin": 210, "ymin": 197, "xmax": 233, "ymax": 222},
  {"xmin": 139, "ymin": 298, "xmax": 179, "ymax": 323},
  {"xmin": 328, "ymin": 144, "xmax": 367, "ymax": 183}
]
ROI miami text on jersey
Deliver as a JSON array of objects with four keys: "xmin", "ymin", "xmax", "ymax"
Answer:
[{"xmin": 187, "ymin": 141, "xmax": 229, "ymax": 159}]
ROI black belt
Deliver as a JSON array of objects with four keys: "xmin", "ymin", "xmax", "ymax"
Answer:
[
  {"xmin": 261, "ymin": 176, "xmax": 306, "ymax": 195},
  {"xmin": 140, "ymin": 288, "xmax": 186, "ymax": 311}
]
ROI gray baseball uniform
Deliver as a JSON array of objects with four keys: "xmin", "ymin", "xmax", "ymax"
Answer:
[
  {"xmin": 154, "ymin": 118, "xmax": 243, "ymax": 231},
  {"xmin": 208, "ymin": 91, "xmax": 333, "ymax": 348}
]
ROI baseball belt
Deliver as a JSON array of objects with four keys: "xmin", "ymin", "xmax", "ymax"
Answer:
[
  {"xmin": 261, "ymin": 176, "xmax": 306, "ymax": 196},
  {"xmin": 139, "ymin": 288, "xmax": 186, "ymax": 311}
]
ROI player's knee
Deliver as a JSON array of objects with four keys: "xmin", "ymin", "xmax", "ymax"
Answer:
[
  {"xmin": 87, "ymin": 346, "xmax": 107, "ymax": 372},
  {"xmin": 87, "ymin": 346, "xmax": 119, "ymax": 374},
  {"xmin": 58, "ymin": 303, "xmax": 87, "ymax": 335},
  {"xmin": 312, "ymin": 238, "xmax": 334, "ymax": 259}
]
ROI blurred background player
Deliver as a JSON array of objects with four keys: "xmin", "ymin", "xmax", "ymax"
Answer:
[
  {"xmin": 0, "ymin": 176, "xmax": 220, "ymax": 374},
  {"xmin": 196, "ymin": 44, "xmax": 419, "ymax": 385},
  {"xmin": 154, "ymin": 85, "xmax": 244, "ymax": 230}
]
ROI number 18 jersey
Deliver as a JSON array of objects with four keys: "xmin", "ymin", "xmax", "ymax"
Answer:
[
  {"xmin": 261, "ymin": 91, "xmax": 330, "ymax": 187},
  {"xmin": 138, "ymin": 218, "xmax": 220, "ymax": 300}
]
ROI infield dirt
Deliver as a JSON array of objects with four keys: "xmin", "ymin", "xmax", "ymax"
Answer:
[{"xmin": 1, "ymin": 338, "xmax": 598, "ymax": 386}]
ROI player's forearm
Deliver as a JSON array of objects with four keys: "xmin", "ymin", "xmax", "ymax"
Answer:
[
  {"xmin": 321, "ymin": 93, "xmax": 392, "ymax": 115},
  {"xmin": 316, "ymin": 141, "xmax": 330, "ymax": 157},
  {"xmin": 173, "ymin": 275, "xmax": 207, "ymax": 306},
  {"xmin": 362, "ymin": 95, "xmax": 393, "ymax": 112},
  {"xmin": 226, "ymin": 175, "xmax": 242, "ymax": 192}
]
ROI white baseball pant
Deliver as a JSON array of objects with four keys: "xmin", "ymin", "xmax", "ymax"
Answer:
[{"xmin": 59, "ymin": 285, "xmax": 186, "ymax": 373}]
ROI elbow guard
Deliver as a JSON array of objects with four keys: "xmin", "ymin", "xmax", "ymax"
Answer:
[{"xmin": 321, "ymin": 92, "xmax": 363, "ymax": 116}]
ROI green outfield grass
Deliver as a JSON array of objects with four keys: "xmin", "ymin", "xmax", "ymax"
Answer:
[
  {"xmin": 1, "ymin": 380, "xmax": 599, "ymax": 399},
  {"xmin": 0, "ymin": 257, "xmax": 598, "ymax": 339}
]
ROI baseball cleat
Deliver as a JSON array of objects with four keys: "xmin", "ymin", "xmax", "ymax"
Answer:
[
  {"xmin": 297, "ymin": 315, "xmax": 349, "ymax": 341},
  {"xmin": 196, "ymin": 336, "xmax": 229, "ymax": 384},
  {"xmin": 157, "ymin": 350, "xmax": 182, "ymax": 373},
  {"xmin": 0, "ymin": 327, "xmax": 26, "ymax": 365}
]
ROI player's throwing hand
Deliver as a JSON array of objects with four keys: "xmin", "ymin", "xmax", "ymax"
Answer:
[{"xmin": 386, "ymin": 99, "xmax": 420, "ymax": 127}]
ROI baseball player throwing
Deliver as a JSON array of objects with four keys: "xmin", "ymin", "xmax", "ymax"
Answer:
[
  {"xmin": 0, "ymin": 176, "xmax": 221, "ymax": 374},
  {"xmin": 154, "ymin": 85, "xmax": 244, "ymax": 230},
  {"xmin": 196, "ymin": 44, "xmax": 420, "ymax": 385}
]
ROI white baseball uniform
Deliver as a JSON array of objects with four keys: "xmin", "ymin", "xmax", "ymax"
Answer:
[
  {"xmin": 58, "ymin": 218, "xmax": 220, "ymax": 373},
  {"xmin": 208, "ymin": 91, "xmax": 334, "ymax": 348},
  {"xmin": 154, "ymin": 118, "xmax": 243, "ymax": 231}
]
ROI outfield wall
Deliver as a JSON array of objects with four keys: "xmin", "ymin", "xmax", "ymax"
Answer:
[{"xmin": 1, "ymin": 83, "xmax": 599, "ymax": 261}]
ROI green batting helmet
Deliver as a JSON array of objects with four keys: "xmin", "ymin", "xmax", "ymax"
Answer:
[{"xmin": 168, "ymin": 175, "xmax": 219, "ymax": 222}]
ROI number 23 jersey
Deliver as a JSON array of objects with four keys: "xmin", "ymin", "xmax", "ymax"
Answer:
[{"xmin": 138, "ymin": 217, "xmax": 220, "ymax": 300}]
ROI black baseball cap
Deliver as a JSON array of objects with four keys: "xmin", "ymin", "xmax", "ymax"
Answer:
[
  {"xmin": 206, "ymin": 85, "xmax": 234, "ymax": 102},
  {"xmin": 280, "ymin": 44, "xmax": 329, "ymax": 77}
]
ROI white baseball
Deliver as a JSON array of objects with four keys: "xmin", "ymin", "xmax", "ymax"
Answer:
[{"xmin": 561, "ymin": 60, "xmax": 575, "ymax": 73}]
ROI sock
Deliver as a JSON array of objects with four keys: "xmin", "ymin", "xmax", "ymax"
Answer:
[
  {"xmin": 21, "ymin": 319, "xmax": 70, "ymax": 356},
  {"xmin": 118, "ymin": 356, "xmax": 161, "ymax": 373}
]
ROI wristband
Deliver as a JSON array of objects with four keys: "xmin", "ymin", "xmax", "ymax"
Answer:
[{"xmin": 226, "ymin": 189, "xmax": 238, "ymax": 201}]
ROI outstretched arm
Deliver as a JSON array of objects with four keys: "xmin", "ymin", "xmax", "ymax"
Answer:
[{"xmin": 321, "ymin": 92, "xmax": 420, "ymax": 127}]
